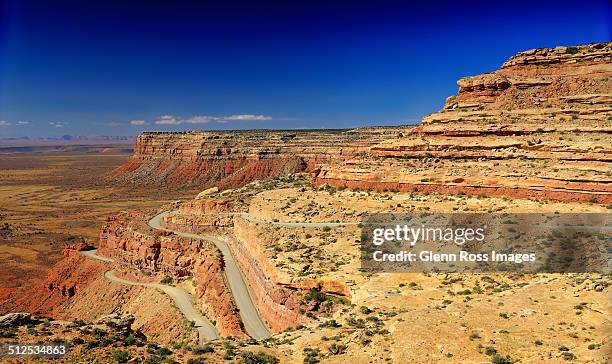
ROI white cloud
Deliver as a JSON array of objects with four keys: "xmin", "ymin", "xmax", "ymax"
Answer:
[
  {"xmin": 130, "ymin": 119, "xmax": 147, "ymax": 126},
  {"xmin": 155, "ymin": 115, "xmax": 180, "ymax": 125},
  {"xmin": 17, "ymin": 121, "xmax": 30, "ymax": 125},
  {"xmin": 185, "ymin": 116, "xmax": 215, "ymax": 124},
  {"xmin": 49, "ymin": 121, "xmax": 67, "ymax": 128},
  {"xmin": 0, "ymin": 120, "xmax": 11, "ymax": 126},
  {"xmin": 106, "ymin": 121, "xmax": 121, "ymax": 127},
  {"xmin": 154, "ymin": 114, "xmax": 272, "ymax": 125},
  {"xmin": 223, "ymin": 114, "xmax": 272, "ymax": 121}
]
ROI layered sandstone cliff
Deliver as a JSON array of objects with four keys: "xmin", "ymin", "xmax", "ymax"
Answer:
[
  {"xmin": 109, "ymin": 129, "xmax": 401, "ymax": 189},
  {"xmin": 315, "ymin": 42, "xmax": 612, "ymax": 203},
  {"xmin": 98, "ymin": 211, "xmax": 245, "ymax": 337}
]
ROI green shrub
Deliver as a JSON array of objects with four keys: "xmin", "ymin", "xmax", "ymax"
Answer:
[
  {"xmin": 359, "ymin": 306, "xmax": 372, "ymax": 314},
  {"xmin": 124, "ymin": 335, "xmax": 137, "ymax": 346},
  {"xmin": 491, "ymin": 354, "xmax": 514, "ymax": 364},
  {"xmin": 239, "ymin": 351, "xmax": 279, "ymax": 364},
  {"xmin": 193, "ymin": 344, "xmax": 214, "ymax": 354},
  {"xmin": 71, "ymin": 337, "xmax": 85, "ymax": 345},
  {"xmin": 187, "ymin": 359, "xmax": 206, "ymax": 364},
  {"xmin": 485, "ymin": 347, "xmax": 497, "ymax": 356},
  {"xmin": 113, "ymin": 350, "xmax": 131, "ymax": 363},
  {"xmin": 565, "ymin": 47, "xmax": 579, "ymax": 54},
  {"xmin": 327, "ymin": 343, "xmax": 348, "ymax": 355},
  {"xmin": 561, "ymin": 352, "xmax": 576, "ymax": 361},
  {"xmin": 155, "ymin": 347, "xmax": 172, "ymax": 356}
]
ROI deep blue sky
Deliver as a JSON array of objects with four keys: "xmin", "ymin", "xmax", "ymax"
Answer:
[{"xmin": 0, "ymin": 0, "xmax": 609, "ymax": 137}]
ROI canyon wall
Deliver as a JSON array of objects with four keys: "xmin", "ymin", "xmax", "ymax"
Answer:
[
  {"xmin": 315, "ymin": 42, "xmax": 612, "ymax": 203},
  {"xmin": 98, "ymin": 211, "xmax": 245, "ymax": 337},
  {"xmin": 111, "ymin": 43, "xmax": 610, "ymax": 203},
  {"xmin": 1, "ymin": 247, "xmax": 107, "ymax": 316},
  {"xmin": 109, "ymin": 129, "xmax": 402, "ymax": 189},
  {"xmin": 230, "ymin": 217, "xmax": 309, "ymax": 332}
]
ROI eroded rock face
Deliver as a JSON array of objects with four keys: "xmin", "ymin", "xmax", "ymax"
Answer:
[
  {"xmin": 193, "ymin": 258, "xmax": 245, "ymax": 337},
  {"xmin": 62, "ymin": 242, "xmax": 93, "ymax": 257},
  {"xmin": 108, "ymin": 129, "xmax": 401, "ymax": 189},
  {"xmin": 231, "ymin": 217, "xmax": 309, "ymax": 332},
  {"xmin": 98, "ymin": 211, "xmax": 245, "ymax": 337},
  {"xmin": 1, "ymin": 254, "xmax": 107, "ymax": 316},
  {"xmin": 315, "ymin": 42, "xmax": 612, "ymax": 203}
]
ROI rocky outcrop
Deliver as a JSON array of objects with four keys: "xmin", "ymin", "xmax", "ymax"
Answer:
[
  {"xmin": 1, "ymin": 253, "xmax": 107, "ymax": 316},
  {"xmin": 98, "ymin": 211, "xmax": 245, "ymax": 337},
  {"xmin": 61, "ymin": 242, "xmax": 93, "ymax": 257},
  {"xmin": 96, "ymin": 313, "xmax": 135, "ymax": 334},
  {"xmin": 0, "ymin": 312, "xmax": 31, "ymax": 328},
  {"xmin": 109, "ymin": 129, "xmax": 401, "ymax": 189},
  {"xmin": 315, "ymin": 43, "xmax": 612, "ymax": 203}
]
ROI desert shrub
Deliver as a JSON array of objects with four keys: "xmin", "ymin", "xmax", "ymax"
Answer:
[
  {"xmin": 124, "ymin": 335, "xmax": 137, "ymax": 346},
  {"xmin": 303, "ymin": 347, "xmax": 320, "ymax": 363},
  {"xmin": 193, "ymin": 344, "xmax": 214, "ymax": 354},
  {"xmin": 155, "ymin": 347, "xmax": 172, "ymax": 356},
  {"xmin": 327, "ymin": 343, "xmax": 348, "ymax": 355},
  {"xmin": 346, "ymin": 316, "xmax": 366, "ymax": 328},
  {"xmin": 51, "ymin": 337, "xmax": 66, "ymax": 344},
  {"xmin": 113, "ymin": 350, "xmax": 131, "ymax": 363},
  {"xmin": 85, "ymin": 340, "xmax": 100, "ymax": 349},
  {"xmin": 359, "ymin": 306, "xmax": 372, "ymax": 314},
  {"xmin": 491, "ymin": 354, "xmax": 514, "ymax": 364},
  {"xmin": 71, "ymin": 337, "xmax": 85, "ymax": 345},
  {"xmin": 0, "ymin": 328, "xmax": 16, "ymax": 338},
  {"xmin": 160, "ymin": 276, "xmax": 173, "ymax": 284},
  {"xmin": 223, "ymin": 342, "xmax": 235, "ymax": 360},
  {"xmin": 142, "ymin": 356, "xmax": 163, "ymax": 364},
  {"xmin": 305, "ymin": 288, "xmax": 325, "ymax": 302},
  {"xmin": 566, "ymin": 46, "xmax": 579, "ymax": 54},
  {"xmin": 187, "ymin": 359, "xmax": 206, "ymax": 364},
  {"xmin": 239, "ymin": 351, "xmax": 279, "ymax": 364},
  {"xmin": 484, "ymin": 347, "xmax": 497, "ymax": 356},
  {"xmin": 92, "ymin": 328, "xmax": 107, "ymax": 337},
  {"xmin": 561, "ymin": 352, "xmax": 576, "ymax": 360},
  {"xmin": 319, "ymin": 319, "xmax": 341, "ymax": 328}
]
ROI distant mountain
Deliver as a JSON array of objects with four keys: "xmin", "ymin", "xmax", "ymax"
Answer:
[{"xmin": 0, "ymin": 135, "xmax": 136, "ymax": 147}]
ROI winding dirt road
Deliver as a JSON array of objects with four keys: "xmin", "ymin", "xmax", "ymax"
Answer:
[
  {"xmin": 80, "ymin": 249, "xmax": 219, "ymax": 342},
  {"xmin": 81, "ymin": 210, "xmax": 352, "ymax": 342},
  {"xmin": 148, "ymin": 212, "xmax": 272, "ymax": 340}
]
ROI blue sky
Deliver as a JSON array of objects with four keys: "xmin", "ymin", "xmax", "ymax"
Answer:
[{"xmin": 0, "ymin": 0, "xmax": 610, "ymax": 137}]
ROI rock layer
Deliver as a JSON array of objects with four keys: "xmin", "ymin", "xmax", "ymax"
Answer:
[
  {"xmin": 315, "ymin": 42, "xmax": 612, "ymax": 203},
  {"xmin": 98, "ymin": 211, "xmax": 245, "ymax": 337},
  {"xmin": 109, "ymin": 129, "xmax": 401, "ymax": 189}
]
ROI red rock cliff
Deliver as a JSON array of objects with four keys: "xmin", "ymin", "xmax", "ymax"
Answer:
[
  {"xmin": 314, "ymin": 43, "xmax": 612, "ymax": 203},
  {"xmin": 98, "ymin": 211, "xmax": 245, "ymax": 337},
  {"xmin": 109, "ymin": 129, "xmax": 402, "ymax": 189}
]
